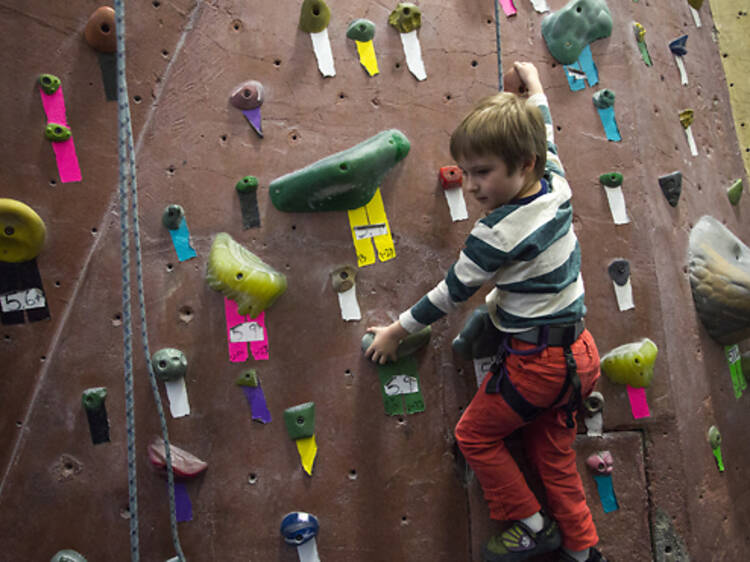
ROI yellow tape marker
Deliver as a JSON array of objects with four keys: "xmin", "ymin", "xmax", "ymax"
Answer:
[
  {"xmin": 365, "ymin": 188, "xmax": 396, "ymax": 263},
  {"xmin": 347, "ymin": 205, "xmax": 376, "ymax": 266},
  {"xmin": 355, "ymin": 40, "xmax": 379, "ymax": 76},
  {"xmin": 296, "ymin": 435, "xmax": 317, "ymax": 476}
]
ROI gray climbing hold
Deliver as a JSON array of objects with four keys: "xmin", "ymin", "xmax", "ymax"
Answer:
[
  {"xmin": 452, "ymin": 305, "xmax": 503, "ymax": 360},
  {"xmin": 658, "ymin": 172, "xmax": 682, "ymax": 207},
  {"xmin": 608, "ymin": 259, "xmax": 630, "ymax": 286},
  {"xmin": 151, "ymin": 348, "xmax": 188, "ymax": 382},
  {"xmin": 651, "ymin": 508, "xmax": 690, "ymax": 562},
  {"xmin": 688, "ymin": 216, "xmax": 750, "ymax": 345},
  {"xmin": 50, "ymin": 551, "xmax": 87, "ymax": 562},
  {"xmin": 161, "ymin": 204, "xmax": 184, "ymax": 230}
]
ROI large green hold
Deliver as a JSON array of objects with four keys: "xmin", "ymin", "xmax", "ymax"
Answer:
[
  {"xmin": 541, "ymin": 0, "xmax": 613, "ymax": 65},
  {"xmin": 299, "ymin": 0, "xmax": 331, "ymax": 33},
  {"xmin": 389, "ymin": 3, "xmax": 422, "ymax": 33},
  {"xmin": 270, "ymin": 129, "xmax": 410, "ymax": 212},
  {"xmin": 346, "ymin": 18, "xmax": 376, "ymax": 41},
  {"xmin": 600, "ymin": 338, "xmax": 658, "ymax": 388}
]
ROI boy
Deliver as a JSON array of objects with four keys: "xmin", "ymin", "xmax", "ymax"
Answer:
[{"xmin": 365, "ymin": 62, "xmax": 606, "ymax": 562}]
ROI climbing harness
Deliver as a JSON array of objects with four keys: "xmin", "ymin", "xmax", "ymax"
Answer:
[
  {"xmin": 485, "ymin": 322, "xmax": 584, "ymax": 429},
  {"xmin": 114, "ymin": 1, "xmax": 185, "ymax": 560}
]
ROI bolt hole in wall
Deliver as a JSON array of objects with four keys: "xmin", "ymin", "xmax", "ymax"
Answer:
[
  {"xmin": 348, "ymin": 469, "xmax": 357, "ymax": 480},
  {"xmin": 274, "ymin": 59, "xmax": 282, "ymax": 67},
  {"xmin": 231, "ymin": 19, "xmax": 242, "ymax": 32},
  {"xmin": 471, "ymin": 60, "xmax": 478, "ymax": 67},
  {"xmin": 133, "ymin": 95, "xmax": 142, "ymax": 104},
  {"xmin": 248, "ymin": 473, "xmax": 258, "ymax": 485},
  {"xmin": 166, "ymin": 263, "xmax": 174, "ymax": 272},
  {"xmin": 112, "ymin": 313, "xmax": 122, "ymax": 327},
  {"xmin": 179, "ymin": 306, "xmax": 193, "ymax": 323}
]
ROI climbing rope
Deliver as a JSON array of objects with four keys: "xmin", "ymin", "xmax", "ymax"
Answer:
[
  {"xmin": 114, "ymin": 1, "xmax": 185, "ymax": 560},
  {"xmin": 494, "ymin": 0, "xmax": 503, "ymax": 91}
]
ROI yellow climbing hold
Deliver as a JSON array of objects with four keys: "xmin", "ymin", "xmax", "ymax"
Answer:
[
  {"xmin": 205, "ymin": 232, "xmax": 287, "ymax": 317},
  {"xmin": 0, "ymin": 198, "xmax": 46, "ymax": 263}
]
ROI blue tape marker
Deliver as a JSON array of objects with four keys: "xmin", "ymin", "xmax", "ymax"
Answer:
[
  {"xmin": 597, "ymin": 106, "xmax": 621, "ymax": 142},
  {"xmin": 578, "ymin": 45, "xmax": 599, "ymax": 87},
  {"xmin": 169, "ymin": 217, "xmax": 197, "ymax": 262},
  {"xmin": 593, "ymin": 474, "xmax": 619, "ymax": 513}
]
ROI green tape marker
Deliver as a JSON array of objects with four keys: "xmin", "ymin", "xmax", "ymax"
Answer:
[
  {"xmin": 376, "ymin": 355, "xmax": 424, "ymax": 416},
  {"xmin": 724, "ymin": 344, "xmax": 746, "ymax": 399}
]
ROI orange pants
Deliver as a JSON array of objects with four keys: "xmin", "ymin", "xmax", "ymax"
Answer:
[{"xmin": 455, "ymin": 329, "xmax": 601, "ymax": 551}]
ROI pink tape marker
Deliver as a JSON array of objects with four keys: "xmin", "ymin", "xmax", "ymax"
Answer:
[
  {"xmin": 224, "ymin": 297, "xmax": 249, "ymax": 363},
  {"xmin": 626, "ymin": 386, "xmax": 650, "ymax": 419},
  {"xmin": 223, "ymin": 298, "xmax": 270, "ymax": 362},
  {"xmin": 499, "ymin": 0, "xmax": 517, "ymax": 16},
  {"xmin": 39, "ymin": 86, "xmax": 82, "ymax": 183},
  {"xmin": 249, "ymin": 311, "xmax": 268, "ymax": 360}
]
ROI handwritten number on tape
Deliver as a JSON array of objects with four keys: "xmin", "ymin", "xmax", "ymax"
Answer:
[
  {"xmin": 1, "ymin": 289, "xmax": 46, "ymax": 312},
  {"xmin": 384, "ymin": 374, "xmax": 420, "ymax": 396},
  {"xmin": 229, "ymin": 321, "xmax": 264, "ymax": 343}
]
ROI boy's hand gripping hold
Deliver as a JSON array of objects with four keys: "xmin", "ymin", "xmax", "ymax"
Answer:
[{"xmin": 364, "ymin": 321, "xmax": 409, "ymax": 365}]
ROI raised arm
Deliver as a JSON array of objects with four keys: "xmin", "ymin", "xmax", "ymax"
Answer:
[{"xmin": 513, "ymin": 61, "xmax": 566, "ymax": 179}]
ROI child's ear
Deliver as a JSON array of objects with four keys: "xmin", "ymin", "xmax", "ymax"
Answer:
[{"xmin": 522, "ymin": 156, "xmax": 537, "ymax": 174}]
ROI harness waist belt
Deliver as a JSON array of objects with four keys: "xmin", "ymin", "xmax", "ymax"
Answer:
[{"xmin": 510, "ymin": 321, "xmax": 584, "ymax": 347}]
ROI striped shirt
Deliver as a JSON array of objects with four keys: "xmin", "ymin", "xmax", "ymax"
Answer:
[{"xmin": 399, "ymin": 93, "xmax": 586, "ymax": 334}]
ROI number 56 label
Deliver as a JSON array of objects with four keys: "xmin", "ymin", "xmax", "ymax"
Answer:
[{"xmin": 1, "ymin": 288, "xmax": 46, "ymax": 312}]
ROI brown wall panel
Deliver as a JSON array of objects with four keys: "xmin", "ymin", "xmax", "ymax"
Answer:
[{"xmin": 2, "ymin": 0, "xmax": 750, "ymax": 560}]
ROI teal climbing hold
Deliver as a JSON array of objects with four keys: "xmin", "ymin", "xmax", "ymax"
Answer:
[{"xmin": 542, "ymin": 0, "xmax": 613, "ymax": 65}]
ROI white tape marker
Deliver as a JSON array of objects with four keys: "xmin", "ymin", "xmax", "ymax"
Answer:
[
  {"xmin": 675, "ymin": 56, "xmax": 688, "ymax": 86},
  {"xmin": 689, "ymin": 7, "xmax": 702, "ymax": 28},
  {"xmin": 310, "ymin": 29, "xmax": 335, "ymax": 77},
  {"xmin": 400, "ymin": 30, "xmax": 426, "ymax": 81},
  {"xmin": 297, "ymin": 539, "xmax": 320, "ymax": 562},
  {"xmin": 444, "ymin": 188, "xmax": 468, "ymax": 221},
  {"xmin": 337, "ymin": 286, "xmax": 361, "ymax": 321},
  {"xmin": 585, "ymin": 412, "xmax": 603, "ymax": 437},
  {"xmin": 613, "ymin": 280, "xmax": 635, "ymax": 312},
  {"xmin": 473, "ymin": 357, "xmax": 494, "ymax": 388},
  {"xmin": 685, "ymin": 126, "xmax": 698, "ymax": 156},
  {"xmin": 529, "ymin": 0, "xmax": 549, "ymax": 12},
  {"xmin": 604, "ymin": 187, "xmax": 630, "ymax": 225},
  {"xmin": 165, "ymin": 379, "xmax": 190, "ymax": 418}
]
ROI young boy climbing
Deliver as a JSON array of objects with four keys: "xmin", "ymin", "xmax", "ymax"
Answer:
[{"xmin": 365, "ymin": 62, "xmax": 606, "ymax": 562}]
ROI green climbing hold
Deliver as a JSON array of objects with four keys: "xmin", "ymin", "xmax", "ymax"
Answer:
[
  {"xmin": 81, "ymin": 387, "xmax": 107, "ymax": 411},
  {"xmin": 161, "ymin": 204, "xmax": 184, "ymax": 230},
  {"xmin": 389, "ymin": 3, "xmax": 422, "ymax": 33},
  {"xmin": 270, "ymin": 129, "xmax": 410, "ymax": 212},
  {"xmin": 727, "ymin": 179, "xmax": 743, "ymax": 206},
  {"xmin": 151, "ymin": 348, "xmax": 188, "ymax": 382},
  {"xmin": 592, "ymin": 89, "xmax": 615, "ymax": 109},
  {"xmin": 235, "ymin": 369, "xmax": 260, "ymax": 387},
  {"xmin": 44, "ymin": 123, "xmax": 72, "ymax": 142},
  {"xmin": 236, "ymin": 176, "xmax": 259, "ymax": 193},
  {"xmin": 599, "ymin": 172, "xmax": 623, "ymax": 187},
  {"xmin": 600, "ymin": 338, "xmax": 658, "ymax": 388},
  {"xmin": 361, "ymin": 326, "xmax": 432, "ymax": 361},
  {"xmin": 284, "ymin": 402, "xmax": 316, "ymax": 440},
  {"xmin": 346, "ymin": 18, "xmax": 376, "ymax": 41},
  {"xmin": 541, "ymin": 0, "xmax": 613, "ymax": 65},
  {"xmin": 39, "ymin": 74, "xmax": 61, "ymax": 95},
  {"xmin": 205, "ymin": 232, "xmax": 287, "ymax": 317},
  {"xmin": 50, "ymin": 550, "xmax": 87, "ymax": 562},
  {"xmin": 688, "ymin": 0, "xmax": 704, "ymax": 9},
  {"xmin": 299, "ymin": 0, "xmax": 331, "ymax": 33}
]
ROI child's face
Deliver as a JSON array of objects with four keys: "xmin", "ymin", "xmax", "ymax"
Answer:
[{"xmin": 458, "ymin": 153, "xmax": 536, "ymax": 211}]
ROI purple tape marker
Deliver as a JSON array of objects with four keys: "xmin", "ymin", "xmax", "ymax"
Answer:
[
  {"xmin": 242, "ymin": 108, "xmax": 263, "ymax": 137},
  {"xmin": 243, "ymin": 385, "xmax": 272, "ymax": 423},
  {"xmin": 173, "ymin": 481, "xmax": 193, "ymax": 522}
]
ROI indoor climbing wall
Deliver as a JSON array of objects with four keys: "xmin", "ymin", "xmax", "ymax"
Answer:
[{"xmin": 1, "ymin": 1, "xmax": 749, "ymax": 561}]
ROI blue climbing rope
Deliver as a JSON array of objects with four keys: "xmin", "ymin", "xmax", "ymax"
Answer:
[
  {"xmin": 494, "ymin": 0, "xmax": 503, "ymax": 91},
  {"xmin": 114, "ymin": 1, "xmax": 185, "ymax": 560}
]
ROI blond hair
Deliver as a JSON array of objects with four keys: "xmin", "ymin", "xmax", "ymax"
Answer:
[{"xmin": 450, "ymin": 92, "xmax": 547, "ymax": 181}]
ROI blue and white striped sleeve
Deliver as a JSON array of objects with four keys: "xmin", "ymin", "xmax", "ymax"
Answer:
[
  {"xmin": 398, "ymin": 224, "xmax": 509, "ymax": 333},
  {"xmin": 528, "ymin": 93, "xmax": 565, "ymax": 179}
]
